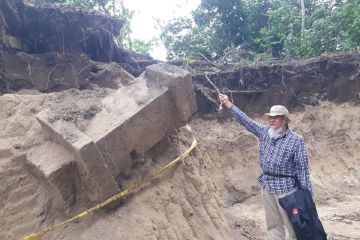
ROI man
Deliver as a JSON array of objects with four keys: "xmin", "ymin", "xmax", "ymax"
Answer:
[{"xmin": 218, "ymin": 94, "xmax": 312, "ymax": 240}]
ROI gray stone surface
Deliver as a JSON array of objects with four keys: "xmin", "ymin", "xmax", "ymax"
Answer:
[
  {"xmin": 145, "ymin": 63, "xmax": 197, "ymax": 125},
  {"xmin": 91, "ymin": 89, "xmax": 177, "ymax": 177},
  {"xmin": 36, "ymin": 110, "xmax": 120, "ymax": 203},
  {"xmin": 86, "ymin": 63, "xmax": 196, "ymax": 178},
  {"xmin": 33, "ymin": 63, "xmax": 196, "ymax": 204},
  {"xmin": 27, "ymin": 141, "xmax": 77, "ymax": 207}
]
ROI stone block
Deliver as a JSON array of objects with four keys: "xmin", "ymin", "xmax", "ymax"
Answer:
[
  {"xmin": 145, "ymin": 63, "xmax": 197, "ymax": 125},
  {"xmin": 27, "ymin": 141, "xmax": 77, "ymax": 208},
  {"xmin": 91, "ymin": 89, "xmax": 177, "ymax": 177},
  {"xmin": 36, "ymin": 110, "xmax": 120, "ymax": 203},
  {"xmin": 85, "ymin": 63, "xmax": 196, "ymax": 178},
  {"xmin": 34, "ymin": 63, "xmax": 196, "ymax": 203}
]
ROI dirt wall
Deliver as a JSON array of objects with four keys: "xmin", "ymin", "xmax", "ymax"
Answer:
[
  {"xmin": 194, "ymin": 53, "xmax": 360, "ymax": 116},
  {"xmin": 0, "ymin": 0, "xmax": 159, "ymax": 94}
]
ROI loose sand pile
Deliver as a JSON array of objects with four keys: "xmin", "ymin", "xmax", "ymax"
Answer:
[{"xmin": 1, "ymin": 89, "xmax": 359, "ymax": 239}]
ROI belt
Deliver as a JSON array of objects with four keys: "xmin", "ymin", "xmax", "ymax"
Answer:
[{"xmin": 263, "ymin": 171, "xmax": 300, "ymax": 187}]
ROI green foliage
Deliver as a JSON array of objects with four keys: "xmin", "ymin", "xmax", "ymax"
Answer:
[
  {"xmin": 132, "ymin": 37, "xmax": 160, "ymax": 55},
  {"xmin": 258, "ymin": 0, "xmax": 300, "ymax": 57},
  {"xmin": 161, "ymin": 17, "xmax": 215, "ymax": 59},
  {"xmin": 285, "ymin": 0, "xmax": 360, "ymax": 57},
  {"xmin": 337, "ymin": 0, "xmax": 360, "ymax": 51},
  {"xmin": 161, "ymin": 0, "xmax": 256, "ymax": 60},
  {"xmin": 161, "ymin": 0, "xmax": 360, "ymax": 60},
  {"xmin": 115, "ymin": 1, "xmax": 134, "ymax": 48}
]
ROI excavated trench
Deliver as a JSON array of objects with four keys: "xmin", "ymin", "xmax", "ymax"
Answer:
[{"xmin": 1, "ymin": 1, "xmax": 360, "ymax": 240}]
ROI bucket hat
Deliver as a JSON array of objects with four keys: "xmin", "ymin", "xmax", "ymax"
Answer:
[{"xmin": 264, "ymin": 105, "xmax": 289, "ymax": 117}]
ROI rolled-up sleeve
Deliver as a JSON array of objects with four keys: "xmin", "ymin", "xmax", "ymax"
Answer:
[{"xmin": 294, "ymin": 138, "xmax": 313, "ymax": 194}]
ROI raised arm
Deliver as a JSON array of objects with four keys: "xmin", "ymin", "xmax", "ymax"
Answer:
[{"xmin": 219, "ymin": 94, "xmax": 266, "ymax": 138}]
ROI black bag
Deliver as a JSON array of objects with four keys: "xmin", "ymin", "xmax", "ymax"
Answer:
[{"xmin": 264, "ymin": 172, "xmax": 327, "ymax": 240}]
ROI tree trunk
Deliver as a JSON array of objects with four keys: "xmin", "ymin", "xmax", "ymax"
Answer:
[
  {"xmin": 300, "ymin": 0, "xmax": 305, "ymax": 40},
  {"xmin": 113, "ymin": 0, "xmax": 116, "ymax": 15}
]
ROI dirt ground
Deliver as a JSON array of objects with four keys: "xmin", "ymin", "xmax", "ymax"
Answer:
[
  {"xmin": 0, "ymin": 89, "xmax": 359, "ymax": 239},
  {"xmin": 189, "ymin": 102, "xmax": 360, "ymax": 239}
]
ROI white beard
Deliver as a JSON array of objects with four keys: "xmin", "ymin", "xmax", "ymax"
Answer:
[{"xmin": 268, "ymin": 127, "xmax": 283, "ymax": 139}]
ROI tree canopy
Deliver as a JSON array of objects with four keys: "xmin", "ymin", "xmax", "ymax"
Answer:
[
  {"xmin": 29, "ymin": 0, "xmax": 360, "ymax": 60},
  {"xmin": 161, "ymin": 0, "xmax": 360, "ymax": 60}
]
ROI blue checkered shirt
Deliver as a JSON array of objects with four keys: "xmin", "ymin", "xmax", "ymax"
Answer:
[{"xmin": 229, "ymin": 105, "xmax": 313, "ymax": 195}]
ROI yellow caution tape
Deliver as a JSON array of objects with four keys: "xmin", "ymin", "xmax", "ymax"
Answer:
[{"xmin": 21, "ymin": 136, "xmax": 197, "ymax": 240}]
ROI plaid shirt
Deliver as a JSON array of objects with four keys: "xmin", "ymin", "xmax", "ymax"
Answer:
[{"xmin": 229, "ymin": 105, "xmax": 313, "ymax": 195}]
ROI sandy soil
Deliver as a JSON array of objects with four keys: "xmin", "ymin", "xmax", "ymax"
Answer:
[
  {"xmin": 0, "ymin": 90, "xmax": 359, "ymax": 239},
  {"xmin": 189, "ymin": 101, "xmax": 360, "ymax": 239}
]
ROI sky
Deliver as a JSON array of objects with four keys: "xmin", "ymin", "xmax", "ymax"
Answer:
[{"xmin": 122, "ymin": 0, "xmax": 201, "ymax": 60}]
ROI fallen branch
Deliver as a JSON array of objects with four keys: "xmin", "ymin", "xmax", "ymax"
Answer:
[
  {"xmin": 204, "ymin": 74, "xmax": 221, "ymax": 95},
  {"xmin": 204, "ymin": 74, "xmax": 222, "ymax": 110},
  {"xmin": 198, "ymin": 53, "xmax": 221, "ymax": 70}
]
